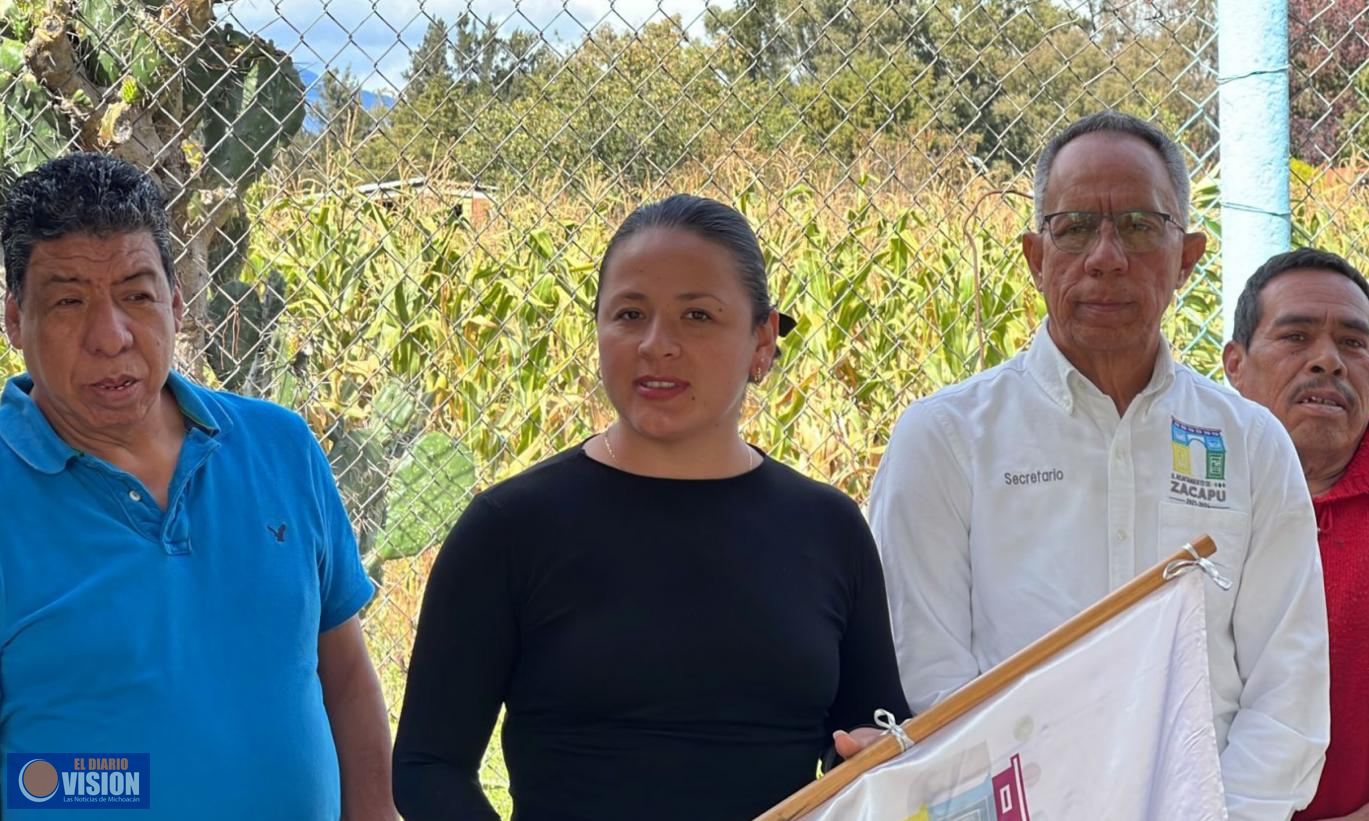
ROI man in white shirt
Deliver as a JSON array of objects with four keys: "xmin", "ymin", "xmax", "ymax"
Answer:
[{"xmin": 868, "ymin": 111, "xmax": 1329, "ymax": 821}]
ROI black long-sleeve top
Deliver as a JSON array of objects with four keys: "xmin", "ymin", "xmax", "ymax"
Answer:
[{"xmin": 393, "ymin": 445, "xmax": 909, "ymax": 821}]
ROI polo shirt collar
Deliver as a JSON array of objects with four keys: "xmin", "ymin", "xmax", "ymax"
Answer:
[
  {"xmin": 0, "ymin": 371, "xmax": 225, "ymax": 475},
  {"xmin": 1024, "ymin": 319, "xmax": 1176, "ymax": 414},
  {"xmin": 166, "ymin": 372, "xmax": 226, "ymax": 436}
]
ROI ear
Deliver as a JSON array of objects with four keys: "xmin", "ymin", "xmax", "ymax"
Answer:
[
  {"xmin": 3, "ymin": 292, "xmax": 22, "ymax": 350},
  {"xmin": 1222, "ymin": 340, "xmax": 1246, "ymax": 392},
  {"xmin": 171, "ymin": 285, "xmax": 184, "ymax": 334},
  {"xmin": 1176, "ymin": 231, "xmax": 1207, "ymax": 289},
  {"xmin": 1022, "ymin": 231, "xmax": 1046, "ymax": 291},
  {"xmin": 751, "ymin": 309, "xmax": 780, "ymax": 377}
]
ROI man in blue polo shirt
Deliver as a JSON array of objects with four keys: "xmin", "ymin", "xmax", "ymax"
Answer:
[{"xmin": 0, "ymin": 153, "xmax": 396, "ymax": 818}]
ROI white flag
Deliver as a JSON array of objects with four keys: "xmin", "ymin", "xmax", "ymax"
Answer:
[{"xmin": 803, "ymin": 571, "xmax": 1226, "ymax": 821}]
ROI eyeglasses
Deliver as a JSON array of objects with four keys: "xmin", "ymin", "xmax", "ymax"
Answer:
[{"xmin": 1039, "ymin": 210, "xmax": 1184, "ymax": 254}]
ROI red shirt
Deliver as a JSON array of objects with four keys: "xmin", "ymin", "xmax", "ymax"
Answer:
[{"xmin": 1296, "ymin": 434, "xmax": 1369, "ymax": 820}]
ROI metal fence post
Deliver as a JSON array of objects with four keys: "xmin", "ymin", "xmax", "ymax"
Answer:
[{"xmin": 1218, "ymin": 0, "xmax": 1291, "ymax": 339}]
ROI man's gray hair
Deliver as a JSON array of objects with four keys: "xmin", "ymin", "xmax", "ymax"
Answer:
[{"xmin": 1032, "ymin": 111, "xmax": 1192, "ymax": 227}]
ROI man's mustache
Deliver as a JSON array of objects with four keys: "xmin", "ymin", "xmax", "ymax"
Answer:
[{"xmin": 1292, "ymin": 376, "xmax": 1357, "ymax": 410}]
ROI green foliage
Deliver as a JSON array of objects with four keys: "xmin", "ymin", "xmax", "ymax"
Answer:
[
  {"xmin": 0, "ymin": 4, "xmax": 64, "ymax": 186},
  {"xmin": 318, "ymin": 378, "xmax": 469, "ymax": 582},
  {"xmin": 312, "ymin": 68, "xmax": 377, "ymax": 157},
  {"xmin": 0, "ymin": 0, "xmax": 303, "ymax": 396},
  {"xmin": 3, "ymin": 0, "xmax": 301, "ymax": 184},
  {"xmin": 187, "ymin": 26, "xmax": 306, "ymax": 193},
  {"xmin": 205, "ymin": 270, "xmax": 286, "ymax": 392},
  {"xmin": 76, "ymin": 0, "xmax": 160, "ymax": 91},
  {"xmin": 375, "ymin": 432, "xmax": 474, "ymax": 562},
  {"xmin": 343, "ymin": 1, "xmax": 1215, "ymax": 185},
  {"xmin": 791, "ymin": 52, "xmax": 937, "ymax": 160},
  {"xmin": 407, "ymin": 17, "xmax": 455, "ymax": 90},
  {"xmin": 244, "ymin": 169, "xmax": 1226, "ymax": 501}
]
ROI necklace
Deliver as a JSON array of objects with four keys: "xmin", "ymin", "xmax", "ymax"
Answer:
[{"xmin": 600, "ymin": 431, "xmax": 757, "ymax": 472}]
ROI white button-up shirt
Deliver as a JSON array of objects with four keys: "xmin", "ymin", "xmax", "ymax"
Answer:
[{"xmin": 869, "ymin": 326, "xmax": 1329, "ymax": 821}]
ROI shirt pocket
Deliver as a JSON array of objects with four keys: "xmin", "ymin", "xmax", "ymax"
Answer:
[{"xmin": 1156, "ymin": 501, "xmax": 1251, "ymax": 600}]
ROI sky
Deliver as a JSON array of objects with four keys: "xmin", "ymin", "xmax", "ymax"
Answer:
[{"xmin": 222, "ymin": 0, "xmax": 729, "ymax": 91}]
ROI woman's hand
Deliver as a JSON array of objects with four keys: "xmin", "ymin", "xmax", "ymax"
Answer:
[{"xmin": 831, "ymin": 727, "xmax": 885, "ymax": 761}]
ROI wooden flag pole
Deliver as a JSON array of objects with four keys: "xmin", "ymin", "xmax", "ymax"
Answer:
[{"xmin": 755, "ymin": 534, "xmax": 1218, "ymax": 821}]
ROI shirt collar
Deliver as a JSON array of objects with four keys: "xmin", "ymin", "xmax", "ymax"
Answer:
[
  {"xmin": 0, "ymin": 371, "xmax": 225, "ymax": 474},
  {"xmin": 1024, "ymin": 319, "xmax": 1177, "ymax": 414}
]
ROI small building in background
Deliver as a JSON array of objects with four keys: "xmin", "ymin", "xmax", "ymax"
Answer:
[{"xmin": 353, "ymin": 176, "xmax": 494, "ymax": 227}]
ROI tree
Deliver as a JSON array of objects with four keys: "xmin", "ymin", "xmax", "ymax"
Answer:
[
  {"xmin": 406, "ymin": 17, "xmax": 456, "ymax": 96},
  {"xmin": 1289, "ymin": 0, "xmax": 1369, "ymax": 162},
  {"xmin": 314, "ymin": 0, "xmax": 1219, "ymax": 185},
  {"xmin": 706, "ymin": 0, "xmax": 791, "ymax": 81},
  {"xmin": 0, "ymin": 0, "xmax": 304, "ymax": 384},
  {"xmin": 376, "ymin": 15, "xmax": 549, "ymax": 176},
  {"xmin": 307, "ymin": 68, "xmax": 377, "ymax": 160},
  {"xmin": 365, "ymin": 19, "xmax": 456, "ymax": 175}
]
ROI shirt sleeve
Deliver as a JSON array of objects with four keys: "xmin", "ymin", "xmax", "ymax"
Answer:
[
  {"xmin": 392, "ymin": 495, "xmax": 514, "ymax": 821},
  {"xmin": 866, "ymin": 400, "xmax": 978, "ymax": 714},
  {"xmin": 825, "ymin": 498, "xmax": 913, "ymax": 738},
  {"xmin": 1220, "ymin": 411, "xmax": 1330, "ymax": 821},
  {"xmin": 305, "ymin": 423, "xmax": 374, "ymax": 632}
]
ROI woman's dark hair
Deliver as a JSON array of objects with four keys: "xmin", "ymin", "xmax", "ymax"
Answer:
[{"xmin": 594, "ymin": 194, "xmax": 779, "ymax": 329}]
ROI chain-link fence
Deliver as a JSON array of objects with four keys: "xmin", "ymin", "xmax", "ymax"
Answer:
[
  {"xmin": 3, "ymin": 0, "xmax": 1365, "ymax": 813},
  {"xmin": 1289, "ymin": 0, "xmax": 1369, "ymax": 258}
]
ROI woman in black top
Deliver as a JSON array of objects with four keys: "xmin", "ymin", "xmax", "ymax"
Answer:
[{"xmin": 393, "ymin": 195, "xmax": 909, "ymax": 821}]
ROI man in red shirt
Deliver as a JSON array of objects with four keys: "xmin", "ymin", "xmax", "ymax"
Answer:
[{"xmin": 1225, "ymin": 247, "xmax": 1369, "ymax": 821}]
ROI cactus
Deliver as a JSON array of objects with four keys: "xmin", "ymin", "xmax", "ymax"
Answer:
[
  {"xmin": 0, "ymin": 8, "xmax": 65, "ymax": 192},
  {"xmin": 205, "ymin": 269, "xmax": 286, "ymax": 392},
  {"xmin": 374, "ymin": 431, "xmax": 473, "ymax": 565},
  {"xmin": 187, "ymin": 25, "xmax": 304, "ymax": 194},
  {"xmin": 3, "ymin": 3, "xmax": 467, "ymax": 580},
  {"xmin": 323, "ymin": 380, "xmax": 475, "ymax": 586},
  {"xmin": 0, "ymin": 0, "xmax": 303, "ymax": 388}
]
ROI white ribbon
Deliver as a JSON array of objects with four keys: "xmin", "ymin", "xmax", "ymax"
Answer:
[
  {"xmin": 874, "ymin": 708, "xmax": 913, "ymax": 753},
  {"xmin": 1163, "ymin": 541, "xmax": 1234, "ymax": 590}
]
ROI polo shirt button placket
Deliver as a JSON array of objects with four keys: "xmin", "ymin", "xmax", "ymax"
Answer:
[
  {"xmin": 161, "ymin": 495, "xmax": 193, "ymax": 556},
  {"xmin": 121, "ymin": 484, "xmax": 166, "ymax": 547}
]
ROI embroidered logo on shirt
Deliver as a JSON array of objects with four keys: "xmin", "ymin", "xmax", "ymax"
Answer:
[
  {"xmin": 267, "ymin": 523, "xmax": 288, "ymax": 543},
  {"xmin": 1169, "ymin": 418, "xmax": 1228, "ymax": 507}
]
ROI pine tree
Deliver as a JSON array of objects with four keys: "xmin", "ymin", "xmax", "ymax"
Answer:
[{"xmin": 405, "ymin": 18, "xmax": 456, "ymax": 100}]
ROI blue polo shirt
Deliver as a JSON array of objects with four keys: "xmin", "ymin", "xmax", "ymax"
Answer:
[{"xmin": 0, "ymin": 373, "xmax": 373, "ymax": 818}]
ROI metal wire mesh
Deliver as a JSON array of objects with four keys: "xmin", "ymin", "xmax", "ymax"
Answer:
[
  {"xmin": 1289, "ymin": 0, "xmax": 1369, "ymax": 260},
  {"xmin": 10, "ymin": 0, "xmax": 1361, "ymax": 812}
]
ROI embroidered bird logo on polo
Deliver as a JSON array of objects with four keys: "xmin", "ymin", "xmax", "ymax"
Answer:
[
  {"xmin": 1169, "ymin": 418, "xmax": 1229, "ymax": 507},
  {"xmin": 267, "ymin": 523, "xmax": 288, "ymax": 543}
]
